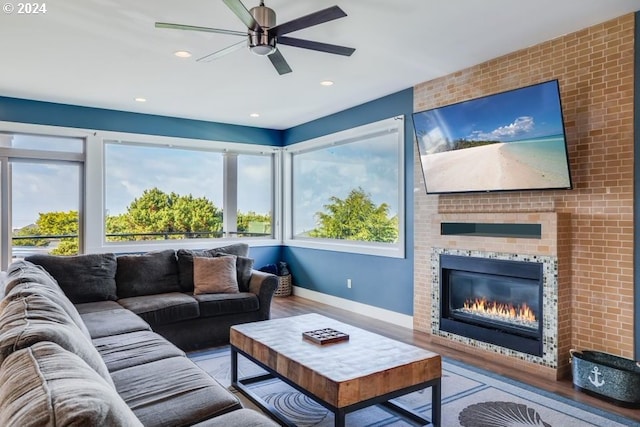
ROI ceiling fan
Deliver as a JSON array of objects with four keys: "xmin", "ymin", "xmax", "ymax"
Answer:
[{"xmin": 155, "ymin": 0, "xmax": 355, "ymax": 75}]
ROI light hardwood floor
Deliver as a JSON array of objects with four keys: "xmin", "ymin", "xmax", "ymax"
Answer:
[{"xmin": 271, "ymin": 295, "xmax": 640, "ymax": 423}]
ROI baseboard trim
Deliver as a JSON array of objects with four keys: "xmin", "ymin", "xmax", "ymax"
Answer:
[{"xmin": 292, "ymin": 286, "xmax": 414, "ymax": 329}]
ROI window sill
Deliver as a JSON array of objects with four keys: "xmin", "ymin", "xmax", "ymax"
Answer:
[{"xmin": 283, "ymin": 238, "xmax": 405, "ymax": 259}]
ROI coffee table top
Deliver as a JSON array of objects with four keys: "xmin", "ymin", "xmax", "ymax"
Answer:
[{"xmin": 230, "ymin": 313, "xmax": 441, "ymax": 407}]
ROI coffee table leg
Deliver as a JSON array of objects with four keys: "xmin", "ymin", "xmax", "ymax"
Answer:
[
  {"xmin": 335, "ymin": 409, "xmax": 346, "ymax": 427},
  {"xmin": 231, "ymin": 346, "xmax": 238, "ymax": 384},
  {"xmin": 432, "ymin": 378, "xmax": 441, "ymax": 427}
]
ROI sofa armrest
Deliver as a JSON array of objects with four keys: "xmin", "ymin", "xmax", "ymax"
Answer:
[{"xmin": 248, "ymin": 270, "xmax": 278, "ymax": 320}]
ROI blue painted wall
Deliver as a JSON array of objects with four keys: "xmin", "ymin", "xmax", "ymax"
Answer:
[
  {"xmin": 0, "ymin": 96, "xmax": 281, "ymax": 145},
  {"xmin": 282, "ymin": 89, "xmax": 415, "ymax": 315}
]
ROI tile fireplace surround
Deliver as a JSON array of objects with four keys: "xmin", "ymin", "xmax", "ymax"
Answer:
[{"xmin": 414, "ymin": 212, "xmax": 571, "ymax": 380}]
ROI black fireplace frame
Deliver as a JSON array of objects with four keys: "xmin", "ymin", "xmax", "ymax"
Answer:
[{"xmin": 439, "ymin": 254, "xmax": 544, "ymax": 357}]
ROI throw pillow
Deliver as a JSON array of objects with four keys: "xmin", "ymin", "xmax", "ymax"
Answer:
[
  {"xmin": 24, "ymin": 253, "xmax": 118, "ymax": 304},
  {"xmin": 215, "ymin": 253, "xmax": 254, "ymax": 292},
  {"xmin": 193, "ymin": 256, "xmax": 239, "ymax": 295},
  {"xmin": 176, "ymin": 243, "xmax": 251, "ymax": 292},
  {"xmin": 116, "ymin": 250, "xmax": 180, "ymax": 298}
]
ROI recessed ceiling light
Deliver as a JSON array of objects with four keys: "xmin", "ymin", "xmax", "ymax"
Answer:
[
  {"xmin": 174, "ymin": 50, "xmax": 192, "ymax": 58},
  {"xmin": 134, "ymin": 97, "xmax": 147, "ymax": 103},
  {"xmin": 320, "ymin": 80, "xmax": 334, "ymax": 86},
  {"xmin": 249, "ymin": 113, "xmax": 260, "ymax": 118}
]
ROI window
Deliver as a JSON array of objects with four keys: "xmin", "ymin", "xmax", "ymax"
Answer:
[
  {"xmin": 285, "ymin": 116, "xmax": 404, "ymax": 257},
  {"xmin": 0, "ymin": 133, "xmax": 84, "ymax": 269},
  {"xmin": 104, "ymin": 141, "xmax": 275, "ymax": 244},
  {"xmin": 236, "ymin": 154, "xmax": 273, "ymax": 237}
]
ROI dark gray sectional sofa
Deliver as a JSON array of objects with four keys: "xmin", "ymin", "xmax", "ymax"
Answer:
[
  {"xmin": 0, "ymin": 244, "xmax": 279, "ymax": 426},
  {"xmin": 26, "ymin": 243, "xmax": 278, "ymax": 350}
]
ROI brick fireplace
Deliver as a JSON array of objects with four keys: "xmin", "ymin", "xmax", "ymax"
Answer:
[
  {"xmin": 420, "ymin": 212, "xmax": 570, "ymax": 379},
  {"xmin": 412, "ymin": 13, "xmax": 634, "ymax": 381}
]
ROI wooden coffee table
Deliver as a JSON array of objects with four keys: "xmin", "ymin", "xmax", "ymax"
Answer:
[{"xmin": 230, "ymin": 313, "xmax": 441, "ymax": 427}]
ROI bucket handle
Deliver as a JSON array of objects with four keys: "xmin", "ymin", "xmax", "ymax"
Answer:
[{"xmin": 569, "ymin": 348, "xmax": 580, "ymax": 364}]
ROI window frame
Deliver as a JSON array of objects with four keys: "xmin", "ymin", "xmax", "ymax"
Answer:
[
  {"xmin": 0, "ymin": 121, "xmax": 281, "ymax": 261},
  {"xmin": 89, "ymin": 130, "xmax": 280, "ymax": 254},
  {"xmin": 283, "ymin": 116, "xmax": 405, "ymax": 258},
  {"xmin": 0, "ymin": 123, "xmax": 87, "ymax": 270}
]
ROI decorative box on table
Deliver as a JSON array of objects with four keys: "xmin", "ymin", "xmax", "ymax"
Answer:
[{"xmin": 571, "ymin": 349, "xmax": 640, "ymax": 408}]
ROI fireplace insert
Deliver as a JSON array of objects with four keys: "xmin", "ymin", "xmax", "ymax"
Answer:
[{"xmin": 439, "ymin": 254, "xmax": 543, "ymax": 356}]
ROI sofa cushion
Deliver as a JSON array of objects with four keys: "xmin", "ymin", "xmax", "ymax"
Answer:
[
  {"xmin": 80, "ymin": 307, "xmax": 151, "ymax": 339},
  {"xmin": 0, "ymin": 293, "xmax": 115, "ymax": 388},
  {"xmin": 117, "ymin": 292, "xmax": 199, "ymax": 326},
  {"xmin": 2, "ymin": 260, "xmax": 91, "ymax": 340},
  {"xmin": 4, "ymin": 280, "xmax": 92, "ymax": 341},
  {"xmin": 24, "ymin": 253, "xmax": 118, "ymax": 303},
  {"xmin": 192, "ymin": 408, "xmax": 279, "ymax": 427},
  {"xmin": 192, "ymin": 408, "xmax": 280, "ymax": 427},
  {"xmin": 0, "ymin": 342, "xmax": 142, "ymax": 427},
  {"xmin": 93, "ymin": 330, "xmax": 185, "ymax": 372},
  {"xmin": 194, "ymin": 292, "xmax": 259, "ymax": 317},
  {"xmin": 194, "ymin": 256, "xmax": 239, "ymax": 295},
  {"xmin": 116, "ymin": 249, "xmax": 180, "ymax": 298},
  {"xmin": 177, "ymin": 243, "xmax": 251, "ymax": 292},
  {"xmin": 75, "ymin": 300, "xmax": 123, "ymax": 314},
  {"xmin": 4, "ymin": 259, "xmax": 58, "ymax": 294},
  {"xmin": 111, "ymin": 356, "xmax": 242, "ymax": 426}
]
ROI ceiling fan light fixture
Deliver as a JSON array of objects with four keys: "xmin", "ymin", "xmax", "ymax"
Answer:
[
  {"xmin": 249, "ymin": 32, "xmax": 276, "ymax": 56},
  {"xmin": 250, "ymin": 44, "xmax": 276, "ymax": 56}
]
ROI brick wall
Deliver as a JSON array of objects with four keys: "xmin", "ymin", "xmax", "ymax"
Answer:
[{"xmin": 413, "ymin": 13, "xmax": 635, "ymax": 366}]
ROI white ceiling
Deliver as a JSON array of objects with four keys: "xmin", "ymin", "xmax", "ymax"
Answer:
[{"xmin": 1, "ymin": 1, "xmax": 639, "ymax": 130}]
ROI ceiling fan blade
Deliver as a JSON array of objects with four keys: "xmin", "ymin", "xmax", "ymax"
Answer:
[
  {"xmin": 223, "ymin": 0, "xmax": 261, "ymax": 31},
  {"xmin": 197, "ymin": 39, "xmax": 247, "ymax": 62},
  {"xmin": 155, "ymin": 22, "xmax": 246, "ymax": 37},
  {"xmin": 277, "ymin": 36, "xmax": 355, "ymax": 56},
  {"xmin": 268, "ymin": 49, "xmax": 292, "ymax": 75},
  {"xmin": 270, "ymin": 5, "xmax": 347, "ymax": 36}
]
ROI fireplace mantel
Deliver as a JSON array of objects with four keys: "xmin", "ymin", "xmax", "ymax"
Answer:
[{"xmin": 414, "ymin": 211, "xmax": 571, "ymax": 379}]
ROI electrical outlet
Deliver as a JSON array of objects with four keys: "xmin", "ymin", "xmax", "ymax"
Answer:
[{"xmin": 347, "ymin": 278, "xmax": 352, "ymax": 289}]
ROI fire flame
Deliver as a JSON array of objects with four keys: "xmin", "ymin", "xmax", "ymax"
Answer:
[{"xmin": 463, "ymin": 297, "xmax": 536, "ymax": 323}]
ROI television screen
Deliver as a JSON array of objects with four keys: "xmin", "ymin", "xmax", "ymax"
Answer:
[{"xmin": 412, "ymin": 80, "xmax": 572, "ymax": 194}]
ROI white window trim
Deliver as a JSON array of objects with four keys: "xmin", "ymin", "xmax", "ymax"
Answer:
[
  {"xmin": 0, "ymin": 121, "xmax": 88, "ymax": 269},
  {"xmin": 283, "ymin": 116, "xmax": 405, "ymax": 258},
  {"xmin": 89, "ymin": 130, "xmax": 280, "ymax": 254},
  {"xmin": 0, "ymin": 121, "xmax": 280, "ymax": 257}
]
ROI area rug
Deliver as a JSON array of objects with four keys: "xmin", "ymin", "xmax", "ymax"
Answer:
[{"xmin": 189, "ymin": 346, "xmax": 639, "ymax": 427}]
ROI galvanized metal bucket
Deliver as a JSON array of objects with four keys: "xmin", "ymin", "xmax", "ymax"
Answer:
[{"xmin": 570, "ymin": 349, "xmax": 640, "ymax": 408}]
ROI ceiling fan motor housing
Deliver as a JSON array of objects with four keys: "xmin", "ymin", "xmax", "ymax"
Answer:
[{"xmin": 249, "ymin": 4, "xmax": 276, "ymax": 56}]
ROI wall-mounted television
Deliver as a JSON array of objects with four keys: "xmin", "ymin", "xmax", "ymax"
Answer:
[{"xmin": 412, "ymin": 80, "xmax": 572, "ymax": 194}]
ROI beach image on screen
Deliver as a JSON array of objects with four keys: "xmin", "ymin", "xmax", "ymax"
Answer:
[{"xmin": 413, "ymin": 81, "xmax": 572, "ymax": 194}]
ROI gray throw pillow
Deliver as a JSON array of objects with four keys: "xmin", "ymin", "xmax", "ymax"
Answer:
[
  {"xmin": 0, "ymin": 342, "xmax": 143, "ymax": 427},
  {"xmin": 24, "ymin": 253, "xmax": 118, "ymax": 304},
  {"xmin": 116, "ymin": 249, "xmax": 180, "ymax": 298}
]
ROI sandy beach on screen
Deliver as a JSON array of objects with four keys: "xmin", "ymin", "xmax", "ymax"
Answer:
[{"xmin": 422, "ymin": 142, "xmax": 557, "ymax": 192}]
